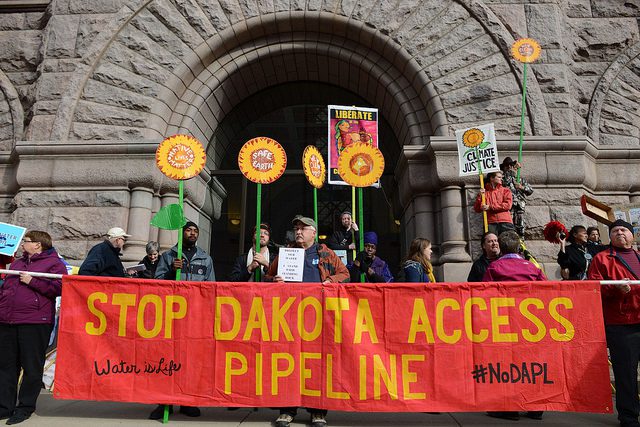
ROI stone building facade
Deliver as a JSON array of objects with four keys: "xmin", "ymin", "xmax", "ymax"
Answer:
[{"xmin": 0, "ymin": 0, "xmax": 639, "ymax": 280}]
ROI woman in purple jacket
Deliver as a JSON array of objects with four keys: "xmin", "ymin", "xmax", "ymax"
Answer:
[{"xmin": 0, "ymin": 230, "xmax": 66, "ymax": 425}]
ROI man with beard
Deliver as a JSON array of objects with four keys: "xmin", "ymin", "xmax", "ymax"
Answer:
[
  {"xmin": 266, "ymin": 215, "xmax": 349, "ymax": 427},
  {"xmin": 348, "ymin": 231, "xmax": 393, "ymax": 282},
  {"xmin": 467, "ymin": 232, "xmax": 500, "ymax": 282},
  {"xmin": 588, "ymin": 219, "xmax": 640, "ymax": 427},
  {"xmin": 228, "ymin": 223, "xmax": 276, "ymax": 281},
  {"xmin": 148, "ymin": 221, "xmax": 214, "ymax": 420}
]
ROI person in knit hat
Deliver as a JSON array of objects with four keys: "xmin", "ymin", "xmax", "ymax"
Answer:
[
  {"xmin": 149, "ymin": 220, "xmax": 214, "ymax": 420},
  {"xmin": 588, "ymin": 218, "xmax": 640, "ymax": 427},
  {"xmin": 348, "ymin": 231, "xmax": 393, "ymax": 283}
]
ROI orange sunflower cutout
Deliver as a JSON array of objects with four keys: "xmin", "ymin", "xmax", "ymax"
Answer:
[
  {"xmin": 512, "ymin": 38, "xmax": 541, "ymax": 63},
  {"xmin": 462, "ymin": 128, "xmax": 485, "ymax": 148},
  {"xmin": 302, "ymin": 146, "xmax": 325, "ymax": 189},
  {"xmin": 337, "ymin": 142, "xmax": 385, "ymax": 188},
  {"xmin": 238, "ymin": 137, "xmax": 287, "ymax": 184},
  {"xmin": 156, "ymin": 134, "xmax": 206, "ymax": 180}
]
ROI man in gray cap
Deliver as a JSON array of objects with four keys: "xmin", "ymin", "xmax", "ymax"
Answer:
[
  {"xmin": 589, "ymin": 219, "xmax": 640, "ymax": 427},
  {"xmin": 79, "ymin": 227, "xmax": 131, "ymax": 277},
  {"xmin": 149, "ymin": 220, "xmax": 214, "ymax": 420},
  {"xmin": 266, "ymin": 215, "xmax": 349, "ymax": 427}
]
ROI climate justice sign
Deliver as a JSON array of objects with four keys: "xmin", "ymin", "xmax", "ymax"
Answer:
[{"xmin": 54, "ymin": 276, "xmax": 612, "ymax": 413}]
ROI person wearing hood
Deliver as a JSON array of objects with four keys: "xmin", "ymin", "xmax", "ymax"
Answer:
[
  {"xmin": 349, "ymin": 231, "xmax": 393, "ymax": 283},
  {"xmin": 473, "ymin": 171, "xmax": 515, "ymax": 236},
  {"xmin": 79, "ymin": 227, "xmax": 130, "ymax": 277},
  {"xmin": 149, "ymin": 221, "xmax": 214, "ymax": 420},
  {"xmin": 0, "ymin": 230, "xmax": 67, "ymax": 425}
]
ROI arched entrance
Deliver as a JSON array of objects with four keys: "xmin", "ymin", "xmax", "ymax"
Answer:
[{"xmin": 209, "ymin": 82, "xmax": 403, "ymax": 280}]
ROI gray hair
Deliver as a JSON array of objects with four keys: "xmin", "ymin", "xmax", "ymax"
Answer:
[{"xmin": 145, "ymin": 241, "xmax": 159, "ymax": 255}]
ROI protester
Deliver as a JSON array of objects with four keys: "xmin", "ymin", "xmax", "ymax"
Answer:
[
  {"xmin": 266, "ymin": 215, "xmax": 349, "ymax": 427},
  {"xmin": 136, "ymin": 241, "xmax": 159, "ymax": 279},
  {"xmin": 501, "ymin": 157, "xmax": 533, "ymax": 238},
  {"xmin": 467, "ymin": 232, "xmax": 500, "ymax": 282},
  {"xmin": 557, "ymin": 225, "xmax": 601, "ymax": 280},
  {"xmin": 78, "ymin": 227, "xmax": 130, "ymax": 277},
  {"xmin": 588, "ymin": 219, "xmax": 640, "ymax": 427},
  {"xmin": 473, "ymin": 171, "xmax": 514, "ymax": 236},
  {"xmin": 587, "ymin": 226, "xmax": 602, "ymax": 245},
  {"xmin": 401, "ymin": 237, "xmax": 435, "ymax": 283},
  {"xmin": 348, "ymin": 231, "xmax": 393, "ymax": 283},
  {"xmin": 482, "ymin": 230, "xmax": 546, "ymax": 420},
  {"xmin": 228, "ymin": 223, "xmax": 276, "ymax": 282},
  {"xmin": 0, "ymin": 231, "xmax": 67, "ymax": 425},
  {"xmin": 149, "ymin": 221, "xmax": 214, "ymax": 420},
  {"xmin": 327, "ymin": 210, "xmax": 359, "ymax": 263}
]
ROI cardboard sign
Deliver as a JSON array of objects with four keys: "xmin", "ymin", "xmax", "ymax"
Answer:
[
  {"xmin": 238, "ymin": 137, "xmax": 287, "ymax": 184},
  {"xmin": 0, "ymin": 222, "xmax": 26, "ymax": 256},
  {"xmin": 327, "ymin": 105, "xmax": 379, "ymax": 186},
  {"xmin": 455, "ymin": 124, "xmax": 501, "ymax": 177},
  {"xmin": 156, "ymin": 135, "xmax": 206, "ymax": 180},
  {"xmin": 276, "ymin": 247, "xmax": 305, "ymax": 282}
]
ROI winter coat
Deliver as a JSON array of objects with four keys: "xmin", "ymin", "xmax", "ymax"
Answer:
[
  {"xmin": 228, "ymin": 247, "xmax": 277, "ymax": 282},
  {"xmin": 266, "ymin": 243, "xmax": 349, "ymax": 283},
  {"xmin": 78, "ymin": 240, "xmax": 125, "ymax": 277},
  {"xmin": 0, "ymin": 248, "xmax": 66, "ymax": 324},
  {"xmin": 588, "ymin": 246, "xmax": 640, "ymax": 325},
  {"xmin": 155, "ymin": 245, "xmax": 215, "ymax": 281},
  {"xmin": 482, "ymin": 254, "xmax": 546, "ymax": 282},
  {"xmin": 401, "ymin": 260, "xmax": 436, "ymax": 283},
  {"xmin": 473, "ymin": 183, "xmax": 513, "ymax": 224}
]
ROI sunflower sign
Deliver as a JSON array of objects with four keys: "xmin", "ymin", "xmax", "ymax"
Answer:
[
  {"xmin": 156, "ymin": 134, "xmax": 206, "ymax": 180},
  {"xmin": 238, "ymin": 137, "xmax": 287, "ymax": 184},
  {"xmin": 455, "ymin": 124, "xmax": 500, "ymax": 177},
  {"xmin": 302, "ymin": 145, "xmax": 325, "ymax": 189},
  {"xmin": 337, "ymin": 142, "xmax": 385, "ymax": 188}
]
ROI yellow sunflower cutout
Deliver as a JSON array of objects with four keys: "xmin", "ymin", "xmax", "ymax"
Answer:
[
  {"xmin": 238, "ymin": 137, "xmax": 287, "ymax": 184},
  {"xmin": 462, "ymin": 128, "xmax": 484, "ymax": 148},
  {"xmin": 512, "ymin": 38, "xmax": 541, "ymax": 63},
  {"xmin": 156, "ymin": 134, "xmax": 206, "ymax": 180},
  {"xmin": 337, "ymin": 142, "xmax": 385, "ymax": 188},
  {"xmin": 302, "ymin": 145, "xmax": 325, "ymax": 189}
]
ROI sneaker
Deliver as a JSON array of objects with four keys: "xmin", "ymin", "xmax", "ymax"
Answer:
[
  {"xmin": 178, "ymin": 406, "xmax": 201, "ymax": 417},
  {"xmin": 275, "ymin": 413, "xmax": 294, "ymax": 427},
  {"xmin": 486, "ymin": 411, "xmax": 520, "ymax": 421},
  {"xmin": 311, "ymin": 412, "xmax": 327, "ymax": 427},
  {"xmin": 526, "ymin": 411, "xmax": 543, "ymax": 420},
  {"xmin": 6, "ymin": 412, "xmax": 30, "ymax": 425},
  {"xmin": 149, "ymin": 405, "xmax": 172, "ymax": 420}
]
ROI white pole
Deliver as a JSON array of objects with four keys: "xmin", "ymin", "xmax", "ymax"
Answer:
[
  {"xmin": 599, "ymin": 280, "xmax": 640, "ymax": 285},
  {"xmin": 0, "ymin": 269, "xmax": 63, "ymax": 279}
]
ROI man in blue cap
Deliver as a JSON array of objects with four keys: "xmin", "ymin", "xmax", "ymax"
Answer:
[{"xmin": 349, "ymin": 231, "xmax": 393, "ymax": 283}]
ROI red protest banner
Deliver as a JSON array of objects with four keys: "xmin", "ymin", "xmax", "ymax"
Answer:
[{"xmin": 54, "ymin": 276, "xmax": 612, "ymax": 413}]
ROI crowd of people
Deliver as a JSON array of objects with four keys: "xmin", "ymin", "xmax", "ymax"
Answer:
[{"xmin": 0, "ymin": 168, "xmax": 638, "ymax": 427}]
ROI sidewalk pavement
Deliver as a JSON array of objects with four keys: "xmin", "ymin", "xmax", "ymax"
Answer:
[{"xmin": 19, "ymin": 391, "xmax": 619, "ymax": 426}]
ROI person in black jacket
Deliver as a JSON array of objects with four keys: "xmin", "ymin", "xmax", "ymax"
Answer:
[
  {"xmin": 78, "ymin": 227, "xmax": 130, "ymax": 277},
  {"xmin": 467, "ymin": 232, "xmax": 500, "ymax": 282},
  {"xmin": 557, "ymin": 225, "xmax": 602, "ymax": 280},
  {"xmin": 136, "ymin": 241, "xmax": 159, "ymax": 279},
  {"xmin": 228, "ymin": 224, "xmax": 276, "ymax": 282},
  {"xmin": 326, "ymin": 211, "xmax": 359, "ymax": 264}
]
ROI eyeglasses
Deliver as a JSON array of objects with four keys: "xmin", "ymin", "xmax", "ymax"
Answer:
[{"xmin": 22, "ymin": 239, "xmax": 34, "ymax": 244}]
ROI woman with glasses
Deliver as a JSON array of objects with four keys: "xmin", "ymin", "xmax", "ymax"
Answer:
[
  {"xmin": 557, "ymin": 225, "xmax": 601, "ymax": 280},
  {"xmin": 0, "ymin": 231, "xmax": 67, "ymax": 425}
]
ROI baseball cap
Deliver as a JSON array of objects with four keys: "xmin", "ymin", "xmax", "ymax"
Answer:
[
  {"xmin": 292, "ymin": 216, "xmax": 317, "ymax": 230},
  {"xmin": 107, "ymin": 227, "xmax": 131, "ymax": 239}
]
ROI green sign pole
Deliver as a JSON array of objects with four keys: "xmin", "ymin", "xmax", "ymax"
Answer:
[
  {"xmin": 254, "ymin": 183, "xmax": 262, "ymax": 282},
  {"xmin": 358, "ymin": 187, "xmax": 365, "ymax": 283},
  {"xmin": 516, "ymin": 62, "xmax": 528, "ymax": 183},
  {"xmin": 313, "ymin": 187, "xmax": 318, "ymax": 243}
]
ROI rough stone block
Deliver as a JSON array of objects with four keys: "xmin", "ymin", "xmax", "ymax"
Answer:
[
  {"xmin": 591, "ymin": 0, "xmax": 640, "ymax": 17},
  {"xmin": 569, "ymin": 18, "xmax": 638, "ymax": 62},
  {"xmin": 23, "ymin": 115, "xmax": 54, "ymax": 141},
  {"xmin": 75, "ymin": 14, "xmax": 112, "ymax": 58},
  {"xmin": 549, "ymin": 108, "xmax": 576, "ymax": 135},
  {"xmin": 49, "ymin": 207, "xmax": 129, "ymax": 239},
  {"xmin": 0, "ymin": 30, "xmax": 41, "ymax": 72},
  {"xmin": 488, "ymin": 4, "xmax": 526, "ymax": 38},
  {"xmin": 35, "ymin": 72, "xmax": 72, "ymax": 101},
  {"xmin": 54, "ymin": 240, "xmax": 91, "ymax": 262},
  {"xmin": 532, "ymin": 64, "xmax": 569, "ymax": 93},
  {"xmin": 45, "ymin": 15, "xmax": 80, "ymax": 58},
  {"xmin": 74, "ymin": 100, "xmax": 150, "ymax": 128},
  {"xmin": 440, "ymin": 73, "xmax": 519, "ymax": 109},
  {"xmin": 566, "ymin": 0, "xmax": 592, "ymax": 18},
  {"xmin": 68, "ymin": 0, "xmax": 128, "ymax": 14},
  {"xmin": 116, "ymin": 26, "xmax": 183, "ymax": 72},
  {"xmin": 525, "ymin": 4, "xmax": 563, "ymax": 49}
]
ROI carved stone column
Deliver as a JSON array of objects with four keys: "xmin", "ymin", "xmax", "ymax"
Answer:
[
  {"xmin": 123, "ymin": 187, "xmax": 154, "ymax": 261},
  {"xmin": 439, "ymin": 186, "xmax": 471, "ymax": 264}
]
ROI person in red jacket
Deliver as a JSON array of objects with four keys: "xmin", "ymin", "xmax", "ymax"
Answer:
[
  {"xmin": 588, "ymin": 219, "xmax": 640, "ymax": 427},
  {"xmin": 473, "ymin": 171, "xmax": 515, "ymax": 236}
]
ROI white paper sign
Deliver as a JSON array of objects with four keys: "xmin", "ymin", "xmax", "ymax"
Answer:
[
  {"xmin": 455, "ymin": 123, "xmax": 501, "ymax": 177},
  {"xmin": 333, "ymin": 249, "xmax": 348, "ymax": 267},
  {"xmin": 277, "ymin": 247, "xmax": 305, "ymax": 282}
]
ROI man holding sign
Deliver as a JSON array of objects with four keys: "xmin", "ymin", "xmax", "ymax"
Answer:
[{"xmin": 265, "ymin": 215, "xmax": 348, "ymax": 427}]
